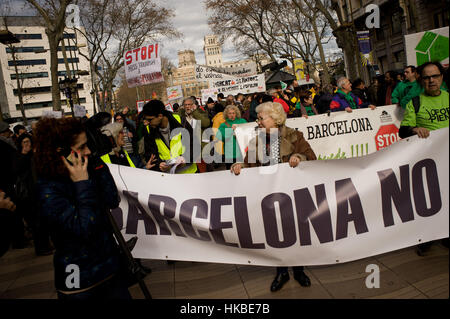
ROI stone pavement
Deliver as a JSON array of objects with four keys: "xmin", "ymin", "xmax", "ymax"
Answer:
[{"xmin": 0, "ymin": 242, "xmax": 448, "ymax": 299}]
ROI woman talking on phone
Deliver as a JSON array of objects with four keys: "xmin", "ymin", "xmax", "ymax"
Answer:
[{"xmin": 33, "ymin": 117, "xmax": 131, "ymax": 299}]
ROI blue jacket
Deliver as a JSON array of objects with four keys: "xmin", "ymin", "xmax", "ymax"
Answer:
[
  {"xmin": 330, "ymin": 91, "xmax": 370, "ymax": 112},
  {"xmin": 37, "ymin": 163, "xmax": 121, "ymax": 291}
]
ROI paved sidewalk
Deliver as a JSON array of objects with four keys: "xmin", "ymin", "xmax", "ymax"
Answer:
[{"xmin": 0, "ymin": 243, "xmax": 448, "ymax": 299}]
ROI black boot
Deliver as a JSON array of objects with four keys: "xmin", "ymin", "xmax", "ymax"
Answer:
[
  {"xmin": 293, "ymin": 269, "xmax": 311, "ymax": 287},
  {"xmin": 270, "ymin": 271, "xmax": 290, "ymax": 292}
]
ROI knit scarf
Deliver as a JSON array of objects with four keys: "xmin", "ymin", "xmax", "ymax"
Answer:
[{"xmin": 337, "ymin": 89, "xmax": 357, "ymax": 109}]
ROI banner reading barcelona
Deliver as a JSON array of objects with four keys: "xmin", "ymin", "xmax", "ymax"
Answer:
[{"xmin": 108, "ymin": 128, "xmax": 449, "ymax": 266}]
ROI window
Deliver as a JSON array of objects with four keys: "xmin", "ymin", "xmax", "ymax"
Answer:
[
  {"xmin": 57, "ymin": 46, "xmax": 78, "ymax": 51},
  {"xmin": 408, "ymin": 6, "xmax": 415, "ymax": 28},
  {"xmin": 391, "ymin": 11, "xmax": 402, "ymax": 35},
  {"xmin": 6, "ymin": 46, "xmax": 45, "ymax": 53},
  {"xmin": 8, "ymin": 59, "xmax": 46, "ymax": 66},
  {"xmin": 14, "ymin": 34, "xmax": 42, "ymax": 40},
  {"xmin": 58, "ymin": 58, "xmax": 79, "ymax": 64},
  {"xmin": 57, "ymin": 70, "xmax": 78, "ymax": 77},
  {"xmin": 18, "ymin": 98, "xmax": 86, "ymax": 110},
  {"xmin": 10, "ymin": 72, "xmax": 48, "ymax": 80},
  {"xmin": 63, "ymin": 33, "xmax": 76, "ymax": 39},
  {"xmin": 376, "ymin": 27, "xmax": 385, "ymax": 41}
]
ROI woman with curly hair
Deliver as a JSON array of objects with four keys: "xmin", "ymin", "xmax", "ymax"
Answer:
[
  {"xmin": 33, "ymin": 117, "xmax": 131, "ymax": 299},
  {"xmin": 217, "ymin": 105, "xmax": 247, "ymax": 169}
]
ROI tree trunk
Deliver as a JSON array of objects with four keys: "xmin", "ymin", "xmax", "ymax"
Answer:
[
  {"xmin": 333, "ymin": 27, "xmax": 359, "ymax": 80},
  {"xmin": 311, "ymin": 16, "xmax": 331, "ymax": 86},
  {"xmin": 47, "ymin": 32, "xmax": 62, "ymax": 111}
]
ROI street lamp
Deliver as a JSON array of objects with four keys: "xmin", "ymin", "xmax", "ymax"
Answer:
[{"xmin": 59, "ymin": 77, "xmax": 78, "ymax": 116}]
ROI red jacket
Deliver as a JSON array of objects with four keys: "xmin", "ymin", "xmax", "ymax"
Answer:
[{"xmin": 273, "ymin": 97, "xmax": 290, "ymax": 113}]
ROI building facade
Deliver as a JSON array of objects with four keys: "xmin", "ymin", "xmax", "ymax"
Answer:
[
  {"xmin": 203, "ymin": 35, "xmax": 223, "ymax": 67},
  {"xmin": 0, "ymin": 16, "xmax": 94, "ymax": 121},
  {"xmin": 171, "ymin": 36, "xmax": 271, "ymax": 102},
  {"xmin": 172, "ymin": 50, "xmax": 208, "ymax": 99},
  {"xmin": 338, "ymin": 0, "xmax": 448, "ymax": 82}
]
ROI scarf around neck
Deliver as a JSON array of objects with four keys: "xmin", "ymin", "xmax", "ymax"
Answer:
[{"xmin": 337, "ymin": 89, "xmax": 357, "ymax": 109}]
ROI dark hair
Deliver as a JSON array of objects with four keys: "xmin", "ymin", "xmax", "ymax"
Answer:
[
  {"xmin": 405, "ymin": 65, "xmax": 416, "ymax": 73},
  {"xmin": 172, "ymin": 103, "xmax": 180, "ymax": 112},
  {"xmin": 113, "ymin": 113, "xmax": 124, "ymax": 121},
  {"xmin": 352, "ymin": 78, "xmax": 364, "ymax": 88},
  {"xmin": 33, "ymin": 117, "xmax": 85, "ymax": 179},
  {"xmin": 142, "ymin": 100, "xmax": 165, "ymax": 117},
  {"xmin": 207, "ymin": 97, "xmax": 214, "ymax": 104},
  {"xmin": 299, "ymin": 91, "xmax": 312, "ymax": 104},
  {"xmin": 13, "ymin": 124, "xmax": 26, "ymax": 135},
  {"xmin": 217, "ymin": 93, "xmax": 224, "ymax": 99},
  {"xmin": 16, "ymin": 132, "xmax": 32, "ymax": 153},
  {"xmin": 417, "ymin": 61, "xmax": 445, "ymax": 78},
  {"xmin": 386, "ymin": 70, "xmax": 397, "ymax": 80}
]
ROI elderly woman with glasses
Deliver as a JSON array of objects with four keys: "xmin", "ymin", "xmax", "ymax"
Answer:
[{"xmin": 231, "ymin": 101, "xmax": 316, "ymax": 292}]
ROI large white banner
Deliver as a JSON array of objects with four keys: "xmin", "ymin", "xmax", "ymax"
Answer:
[
  {"xmin": 405, "ymin": 27, "xmax": 449, "ymax": 67},
  {"xmin": 109, "ymin": 128, "xmax": 449, "ymax": 266},
  {"xmin": 209, "ymin": 74, "xmax": 266, "ymax": 96},
  {"xmin": 235, "ymin": 105, "xmax": 404, "ymax": 159},
  {"xmin": 195, "ymin": 62, "xmax": 257, "ymax": 81},
  {"xmin": 124, "ymin": 43, "xmax": 164, "ymax": 88}
]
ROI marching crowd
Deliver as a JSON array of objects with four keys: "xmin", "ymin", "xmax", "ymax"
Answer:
[{"xmin": 0, "ymin": 61, "xmax": 448, "ymax": 299}]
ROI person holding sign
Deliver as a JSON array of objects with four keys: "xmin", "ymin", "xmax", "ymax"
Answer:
[
  {"xmin": 142, "ymin": 100, "xmax": 198, "ymax": 174},
  {"xmin": 330, "ymin": 77, "xmax": 376, "ymax": 112},
  {"xmin": 230, "ymin": 102, "xmax": 316, "ymax": 292}
]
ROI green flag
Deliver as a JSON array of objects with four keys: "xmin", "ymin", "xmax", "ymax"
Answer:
[{"xmin": 280, "ymin": 81, "xmax": 287, "ymax": 90}]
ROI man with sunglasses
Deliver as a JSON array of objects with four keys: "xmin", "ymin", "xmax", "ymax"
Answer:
[{"xmin": 400, "ymin": 62, "xmax": 449, "ymax": 139}]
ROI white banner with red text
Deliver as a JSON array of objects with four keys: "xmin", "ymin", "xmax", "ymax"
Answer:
[
  {"xmin": 124, "ymin": 43, "xmax": 163, "ymax": 88},
  {"xmin": 108, "ymin": 128, "xmax": 449, "ymax": 266},
  {"xmin": 235, "ymin": 104, "xmax": 404, "ymax": 160}
]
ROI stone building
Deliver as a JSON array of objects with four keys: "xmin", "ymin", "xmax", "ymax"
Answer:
[{"xmin": 338, "ymin": 0, "xmax": 448, "ymax": 83}]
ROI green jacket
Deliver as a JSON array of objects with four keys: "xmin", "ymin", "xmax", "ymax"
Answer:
[
  {"xmin": 217, "ymin": 118, "xmax": 247, "ymax": 160},
  {"xmin": 399, "ymin": 81, "xmax": 448, "ymax": 109},
  {"xmin": 391, "ymin": 80, "xmax": 416, "ymax": 106}
]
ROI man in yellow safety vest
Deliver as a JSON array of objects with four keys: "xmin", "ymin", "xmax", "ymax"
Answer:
[{"xmin": 142, "ymin": 100, "xmax": 198, "ymax": 174}]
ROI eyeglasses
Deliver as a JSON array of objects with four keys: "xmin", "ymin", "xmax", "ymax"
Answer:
[
  {"xmin": 256, "ymin": 116, "xmax": 269, "ymax": 123},
  {"xmin": 422, "ymin": 74, "xmax": 442, "ymax": 82},
  {"xmin": 183, "ymin": 103, "xmax": 194, "ymax": 107}
]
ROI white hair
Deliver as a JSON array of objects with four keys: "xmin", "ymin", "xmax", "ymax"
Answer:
[
  {"xmin": 337, "ymin": 77, "xmax": 348, "ymax": 89},
  {"xmin": 255, "ymin": 102, "xmax": 286, "ymax": 126}
]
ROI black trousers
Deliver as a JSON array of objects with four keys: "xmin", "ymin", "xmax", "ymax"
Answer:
[{"xmin": 277, "ymin": 266, "xmax": 304, "ymax": 275}]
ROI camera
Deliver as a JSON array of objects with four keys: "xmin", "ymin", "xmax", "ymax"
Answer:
[{"xmin": 82, "ymin": 112, "xmax": 115, "ymax": 159}]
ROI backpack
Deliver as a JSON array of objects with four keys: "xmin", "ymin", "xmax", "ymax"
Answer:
[{"xmin": 412, "ymin": 96, "xmax": 421, "ymax": 114}]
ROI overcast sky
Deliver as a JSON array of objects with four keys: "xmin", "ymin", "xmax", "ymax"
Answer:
[{"xmin": 4, "ymin": 0, "xmax": 339, "ymax": 67}]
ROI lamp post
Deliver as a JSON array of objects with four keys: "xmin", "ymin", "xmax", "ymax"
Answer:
[{"xmin": 59, "ymin": 77, "xmax": 77, "ymax": 116}]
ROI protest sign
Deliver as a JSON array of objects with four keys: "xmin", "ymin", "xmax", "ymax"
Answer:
[
  {"xmin": 209, "ymin": 74, "xmax": 266, "ymax": 96},
  {"xmin": 195, "ymin": 62, "xmax": 257, "ymax": 81},
  {"xmin": 167, "ymin": 85, "xmax": 183, "ymax": 101},
  {"xmin": 234, "ymin": 105, "xmax": 404, "ymax": 160},
  {"xmin": 201, "ymin": 88, "xmax": 219, "ymax": 102},
  {"xmin": 73, "ymin": 104, "xmax": 86, "ymax": 118},
  {"xmin": 42, "ymin": 110, "xmax": 63, "ymax": 118},
  {"xmin": 108, "ymin": 128, "xmax": 449, "ymax": 266},
  {"xmin": 124, "ymin": 43, "xmax": 164, "ymax": 88},
  {"xmin": 405, "ymin": 27, "xmax": 449, "ymax": 67}
]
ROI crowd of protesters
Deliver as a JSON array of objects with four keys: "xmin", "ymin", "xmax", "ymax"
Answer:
[{"xmin": 0, "ymin": 61, "xmax": 448, "ymax": 299}]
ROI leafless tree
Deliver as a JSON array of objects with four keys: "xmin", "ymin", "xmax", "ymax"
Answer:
[
  {"xmin": 75, "ymin": 0, "xmax": 180, "ymax": 112},
  {"xmin": 206, "ymin": 0, "xmax": 335, "ymax": 84}
]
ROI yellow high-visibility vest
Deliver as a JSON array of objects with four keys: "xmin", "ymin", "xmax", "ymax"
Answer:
[
  {"xmin": 101, "ymin": 150, "xmax": 136, "ymax": 168},
  {"xmin": 146, "ymin": 114, "xmax": 197, "ymax": 174}
]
